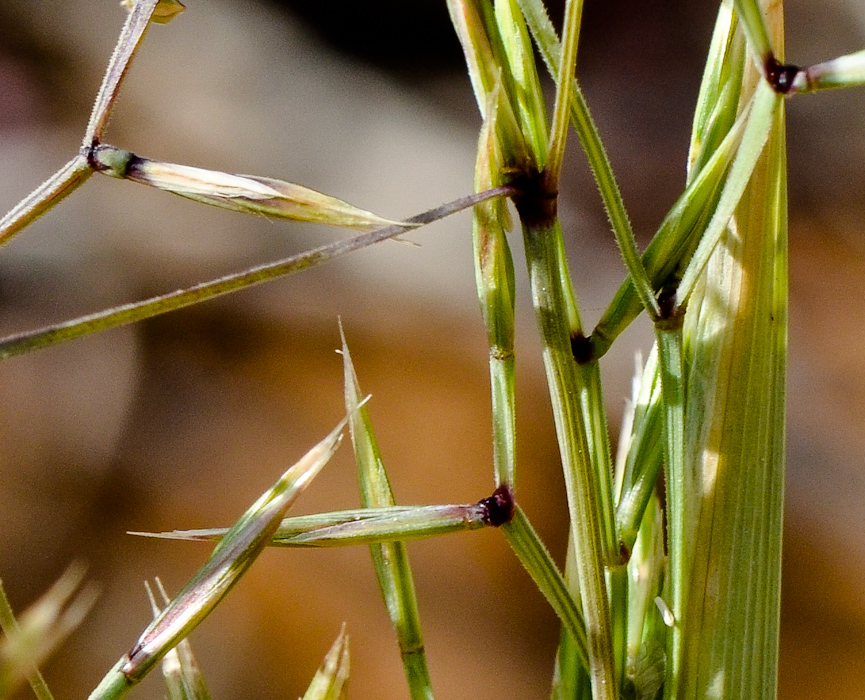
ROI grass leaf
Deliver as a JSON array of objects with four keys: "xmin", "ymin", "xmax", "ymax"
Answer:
[{"xmin": 340, "ymin": 328, "xmax": 435, "ymax": 700}]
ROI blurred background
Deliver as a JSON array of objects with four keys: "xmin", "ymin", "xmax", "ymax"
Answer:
[{"xmin": 1, "ymin": 0, "xmax": 864, "ymax": 698}]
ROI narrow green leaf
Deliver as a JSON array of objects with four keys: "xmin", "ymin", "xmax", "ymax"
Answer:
[
  {"xmin": 614, "ymin": 349, "xmax": 663, "ymax": 553},
  {"xmin": 341, "ymin": 329, "xmax": 435, "ymax": 700},
  {"xmin": 678, "ymin": 3, "xmax": 788, "ymax": 695},
  {"xmin": 589, "ymin": 81, "xmax": 764, "ymax": 358},
  {"xmin": 687, "ymin": 3, "xmax": 745, "ymax": 177},
  {"xmin": 677, "ymin": 81, "xmax": 780, "ymax": 303}
]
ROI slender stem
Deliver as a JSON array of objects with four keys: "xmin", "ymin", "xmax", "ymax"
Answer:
[
  {"xmin": 502, "ymin": 507, "xmax": 589, "ymax": 670},
  {"xmin": 0, "ymin": 157, "xmax": 92, "ymax": 248},
  {"xmin": 614, "ymin": 349, "xmax": 664, "ymax": 552},
  {"xmin": 83, "ymin": 0, "xmax": 161, "ymax": 146},
  {"xmin": 516, "ymin": 0, "xmax": 657, "ymax": 320},
  {"xmin": 519, "ymin": 213, "xmax": 615, "ymax": 700},
  {"xmin": 731, "ymin": 0, "xmax": 773, "ymax": 66},
  {"xmin": 655, "ymin": 325, "xmax": 687, "ymax": 700},
  {"xmin": 589, "ymin": 84, "xmax": 754, "ymax": 359},
  {"xmin": 545, "ymin": 0, "xmax": 584, "ymax": 187},
  {"xmin": 1, "ymin": 0, "xmax": 164, "ymax": 251},
  {"xmin": 0, "ymin": 186, "xmax": 514, "ymax": 360},
  {"xmin": 342, "ymin": 334, "xmax": 435, "ymax": 700},
  {"xmin": 86, "ymin": 659, "xmax": 134, "ymax": 700}
]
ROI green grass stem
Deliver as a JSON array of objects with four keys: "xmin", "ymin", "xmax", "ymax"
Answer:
[
  {"xmin": 614, "ymin": 352, "xmax": 663, "ymax": 553},
  {"xmin": 654, "ymin": 326, "xmax": 687, "ymax": 700},
  {"xmin": 731, "ymin": 0, "xmax": 773, "ymax": 65},
  {"xmin": 473, "ymin": 91, "xmax": 518, "ymax": 489},
  {"xmin": 516, "ymin": 0, "xmax": 649, "ymax": 319},
  {"xmin": 519, "ymin": 215, "xmax": 615, "ymax": 700},
  {"xmin": 544, "ymin": 0, "xmax": 584, "ymax": 186},
  {"xmin": 502, "ymin": 507, "xmax": 588, "ymax": 670}
]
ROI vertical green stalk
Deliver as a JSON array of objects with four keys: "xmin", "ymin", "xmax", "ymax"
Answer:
[
  {"xmin": 545, "ymin": 0, "xmax": 584, "ymax": 185},
  {"xmin": 551, "ymin": 538, "xmax": 591, "ymax": 700},
  {"xmin": 473, "ymin": 74, "xmax": 517, "ymax": 491},
  {"xmin": 515, "ymin": 0, "xmax": 647, "ymax": 320},
  {"xmin": 517, "ymin": 210, "xmax": 615, "ymax": 700},
  {"xmin": 624, "ymin": 492, "xmax": 666, "ymax": 700},
  {"xmin": 654, "ymin": 325, "xmax": 687, "ymax": 700},
  {"xmin": 575, "ymin": 360, "xmax": 625, "ymax": 692},
  {"xmin": 614, "ymin": 348, "xmax": 663, "ymax": 553}
]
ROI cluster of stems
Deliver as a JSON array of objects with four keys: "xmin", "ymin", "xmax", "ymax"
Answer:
[{"xmin": 1, "ymin": 1, "xmax": 864, "ymax": 700}]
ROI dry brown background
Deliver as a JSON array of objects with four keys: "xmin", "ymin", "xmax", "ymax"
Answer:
[{"xmin": 1, "ymin": 1, "xmax": 864, "ymax": 698}]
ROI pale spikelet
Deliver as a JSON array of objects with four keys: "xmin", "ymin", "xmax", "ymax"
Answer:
[
  {"xmin": 92, "ymin": 145, "xmax": 406, "ymax": 232},
  {"xmin": 121, "ymin": 0, "xmax": 185, "ymax": 24},
  {"xmin": 120, "ymin": 421, "xmax": 345, "ymax": 680}
]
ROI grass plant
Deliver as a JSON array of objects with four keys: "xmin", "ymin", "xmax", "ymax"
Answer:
[{"xmin": 1, "ymin": 0, "xmax": 864, "ymax": 699}]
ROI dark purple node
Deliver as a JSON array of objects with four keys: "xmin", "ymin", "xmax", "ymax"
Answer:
[
  {"xmin": 764, "ymin": 54, "xmax": 801, "ymax": 94},
  {"xmin": 619, "ymin": 541, "xmax": 631, "ymax": 565},
  {"xmin": 571, "ymin": 332, "xmax": 594, "ymax": 364},
  {"xmin": 657, "ymin": 287, "xmax": 677, "ymax": 320},
  {"xmin": 480, "ymin": 484, "xmax": 515, "ymax": 527}
]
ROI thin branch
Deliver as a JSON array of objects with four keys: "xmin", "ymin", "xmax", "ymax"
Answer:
[
  {"xmin": 0, "ymin": 157, "xmax": 92, "ymax": 248},
  {"xmin": 0, "ymin": 186, "xmax": 516, "ymax": 360},
  {"xmin": 83, "ymin": 0, "xmax": 161, "ymax": 147}
]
